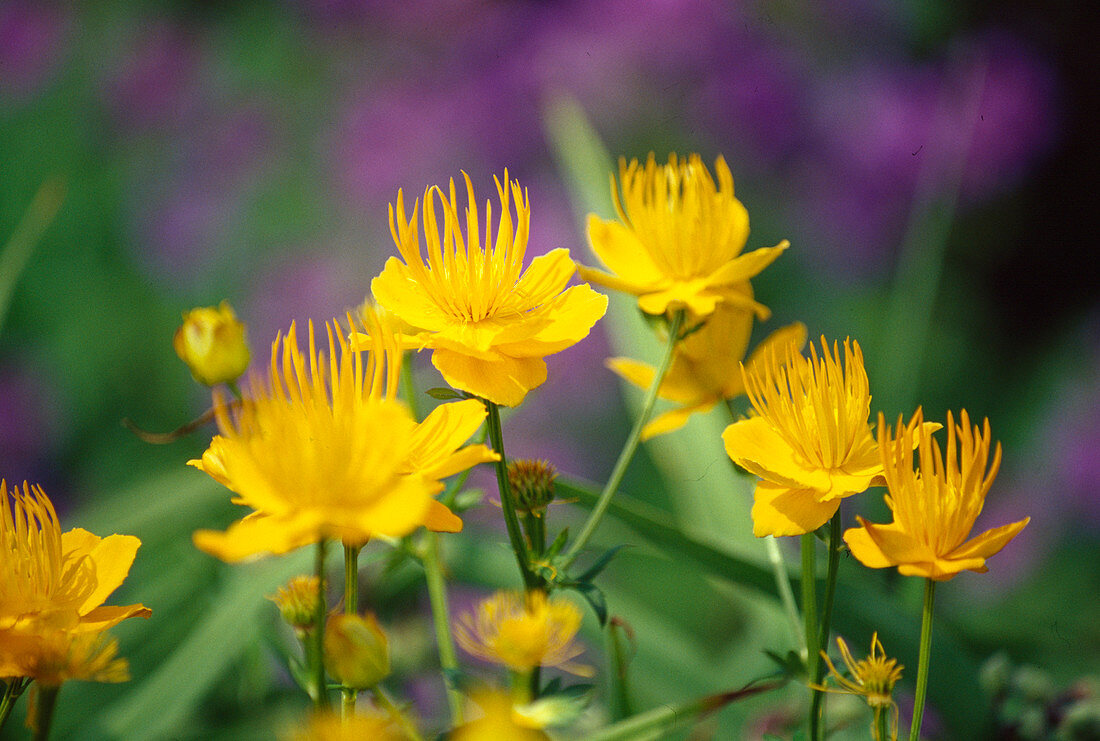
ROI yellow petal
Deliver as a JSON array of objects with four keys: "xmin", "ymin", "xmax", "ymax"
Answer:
[
  {"xmin": 947, "ymin": 517, "xmax": 1030, "ymax": 564},
  {"xmin": 606, "ymin": 357, "xmax": 656, "ymax": 391},
  {"xmin": 351, "ymin": 474, "xmax": 441, "ymax": 538},
  {"xmin": 371, "ymin": 257, "xmax": 450, "ymax": 333},
  {"xmin": 844, "ymin": 517, "xmax": 933, "ymax": 569},
  {"xmin": 640, "ymin": 402, "xmax": 715, "ymax": 441},
  {"xmin": 193, "ymin": 512, "xmax": 319, "ymax": 563},
  {"xmin": 585, "ymin": 215, "xmax": 664, "ymax": 286},
  {"xmin": 431, "ymin": 349, "xmax": 547, "ymax": 407},
  {"xmin": 407, "ymin": 399, "xmax": 495, "ymax": 479},
  {"xmin": 704, "ymin": 241, "xmax": 789, "ymax": 288},
  {"xmin": 751, "ymin": 480, "xmax": 841, "ymax": 537},
  {"xmin": 424, "ymin": 500, "xmax": 463, "ymax": 533},
  {"xmin": 722, "ymin": 416, "xmax": 830, "ymax": 491},
  {"xmin": 75, "ymin": 604, "xmax": 152, "ymax": 632},
  {"xmin": 65, "ymin": 532, "xmax": 142, "ymax": 618},
  {"xmin": 576, "ymin": 263, "xmax": 657, "ymax": 299},
  {"xmin": 512, "ymin": 248, "xmax": 576, "ymax": 307},
  {"xmin": 496, "ymin": 285, "xmax": 607, "ymax": 357}
]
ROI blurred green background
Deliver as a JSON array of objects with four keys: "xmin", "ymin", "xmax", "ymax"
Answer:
[{"xmin": 2, "ymin": 1, "xmax": 1097, "ymax": 738}]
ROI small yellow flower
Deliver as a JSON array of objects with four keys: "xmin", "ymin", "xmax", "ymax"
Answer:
[
  {"xmin": 578, "ymin": 153, "xmax": 788, "ymax": 319},
  {"xmin": 268, "ymin": 576, "xmax": 322, "ymax": 632},
  {"xmin": 722, "ymin": 338, "xmax": 887, "ymax": 537},
  {"xmin": 608, "ymin": 304, "xmax": 806, "ymax": 440},
  {"xmin": 173, "ymin": 301, "xmax": 251, "ymax": 386},
  {"xmin": 844, "ymin": 410, "xmax": 1030, "ymax": 581},
  {"xmin": 0, "ymin": 481, "xmax": 150, "ymax": 678},
  {"xmin": 455, "ymin": 590, "xmax": 590, "ymax": 676},
  {"xmin": 323, "ymin": 613, "xmax": 390, "ymax": 690},
  {"xmin": 284, "ymin": 710, "xmax": 404, "ymax": 741},
  {"xmin": 814, "ymin": 633, "xmax": 903, "ymax": 741},
  {"xmin": 370, "ymin": 171, "xmax": 608, "ymax": 407},
  {"xmin": 451, "ymin": 689, "xmax": 550, "ymax": 741},
  {"xmin": 190, "ymin": 312, "xmax": 495, "ymax": 562}
]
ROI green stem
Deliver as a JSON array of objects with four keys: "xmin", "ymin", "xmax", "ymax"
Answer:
[
  {"xmin": 561, "ymin": 309, "xmax": 685, "ymax": 570},
  {"xmin": 1, "ymin": 678, "xmax": 27, "ymax": 732},
  {"xmin": 313, "ymin": 539, "xmax": 330, "ymax": 710},
  {"xmin": 421, "ymin": 531, "xmax": 465, "ymax": 725},
  {"xmin": 909, "ymin": 579, "xmax": 936, "ymax": 741},
  {"xmin": 226, "ymin": 380, "xmax": 243, "ymax": 400},
  {"xmin": 342, "ymin": 544, "xmax": 361, "ymax": 718},
  {"xmin": 801, "ymin": 533, "xmax": 820, "ymax": 741},
  {"xmin": 874, "ymin": 706, "xmax": 891, "ymax": 741},
  {"xmin": 766, "ymin": 536, "xmax": 805, "ymax": 657},
  {"xmin": 373, "ymin": 685, "xmax": 424, "ymax": 741},
  {"xmin": 810, "ymin": 513, "xmax": 842, "ymax": 738},
  {"xmin": 31, "ymin": 685, "xmax": 60, "ymax": 741},
  {"xmin": 485, "ymin": 401, "xmax": 540, "ymax": 590},
  {"xmin": 400, "ymin": 357, "xmax": 420, "ymax": 421}
]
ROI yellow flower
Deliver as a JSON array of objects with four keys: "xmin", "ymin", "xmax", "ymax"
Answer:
[
  {"xmin": 323, "ymin": 613, "xmax": 390, "ymax": 689},
  {"xmin": 578, "ymin": 153, "xmax": 788, "ymax": 319},
  {"xmin": 0, "ymin": 481, "xmax": 150, "ymax": 678},
  {"xmin": 608, "ymin": 303, "xmax": 806, "ymax": 440},
  {"xmin": 284, "ymin": 710, "xmax": 404, "ymax": 741},
  {"xmin": 190, "ymin": 314, "xmax": 496, "ymax": 562},
  {"xmin": 844, "ymin": 410, "xmax": 1030, "ymax": 581},
  {"xmin": 8, "ymin": 631, "xmax": 130, "ymax": 687},
  {"xmin": 173, "ymin": 301, "xmax": 251, "ymax": 386},
  {"xmin": 268, "ymin": 576, "xmax": 322, "ymax": 631},
  {"xmin": 814, "ymin": 633, "xmax": 902, "ymax": 741},
  {"xmin": 722, "ymin": 338, "xmax": 888, "ymax": 537},
  {"xmin": 451, "ymin": 689, "xmax": 550, "ymax": 741},
  {"xmin": 370, "ymin": 171, "xmax": 608, "ymax": 407},
  {"xmin": 455, "ymin": 590, "xmax": 590, "ymax": 676}
]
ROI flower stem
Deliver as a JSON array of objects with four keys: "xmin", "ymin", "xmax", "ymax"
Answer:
[
  {"xmin": 31, "ymin": 685, "xmax": 60, "ymax": 741},
  {"xmin": 874, "ymin": 706, "xmax": 891, "ymax": 741},
  {"xmin": 810, "ymin": 513, "xmax": 842, "ymax": 734},
  {"xmin": 0, "ymin": 679, "xmax": 28, "ymax": 732},
  {"xmin": 421, "ymin": 531, "xmax": 465, "ymax": 725},
  {"xmin": 561, "ymin": 309, "xmax": 685, "ymax": 570},
  {"xmin": 313, "ymin": 538, "xmax": 330, "ymax": 710},
  {"xmin": 766, "ymin": 536, "xmax": 805, "ymax": 658},
  {"xmin": 373, "ymin": 685, "xmax": 424, "ymax": 741},
  {"xmin": 485, "ymin": 401, "xmax": 541, "ymax": 590},
  {"xmin": 342, "ymin": 543, "xmax": 361, "ymax": 719},
  {"xmin": 909, "ymin": 579, "xmax": 936, "ymax": 741},
  {"xmin": 801, "ymin": 533, "xmax": 820, "ymax": 740}
]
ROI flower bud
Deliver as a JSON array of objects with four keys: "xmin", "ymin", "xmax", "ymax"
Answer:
[
  {"xmin": 268, "ymin": 575, "xmax": 322, "ymax": 632},
  {"xmin": 324, "ymin": 613, "xmax": 390, "ymax": 689},
  {"xmin": 507, "ymin": 460, "xmax": 556, "ymax": 516},
  {"xmin": 173, "ymin": 301, "xmax": 250, "ymax": 386}
]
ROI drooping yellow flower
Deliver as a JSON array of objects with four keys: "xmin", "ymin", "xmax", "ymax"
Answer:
[
  {"xmin": 844, "ymin": 410, "xmax": 1030, "ymax": 581},
  {"xmin": 814, "ymin": 633, "xmax": 903, "ymax": 741},
  {"xmin": 190, "ymin": 313, "xmax": 496, "ymax": 562},
  {"xmin": 370, "ymin": 171, "xmax": 608, "ymax": 407},
  {"xmin": 268, "ymin": 576, "xmax": 322, "ymax": 632},
  {"xmin": 609, "ymin": 303, "xmax": 807, "ymax": 440},
  {"xmin": 578, "ymin": 153, "xmax": 788, "ymax": 319},
  {"xmin": 173, "ymin": 301, "xmax": 251, "ymax": 386},
  {"xmin": 455, "ymin": 590, "xmax": 589, "ymax": 676},
  {"xmin": 0, "ymin": 481, "xmax": 150, "ymax": 678},
  {"xmin": 451, "ymin": 689, "xmax": 550, "ymax": 741},
  {"xmin": 8, "ymin": 631, "xmax": 131, "ymax": 688},
  {"xmin": 722, "ymin": 338, "xmax": 889, "ymax": 537}
]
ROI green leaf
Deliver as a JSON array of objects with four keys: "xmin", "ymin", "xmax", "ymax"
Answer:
[
  {"xmin": 575, "ymin": 544, "xmax": 629, "ymax": 583},
  {"xmin": 426, "ymin": 387, "xmax": 463, "ymax": 400}
]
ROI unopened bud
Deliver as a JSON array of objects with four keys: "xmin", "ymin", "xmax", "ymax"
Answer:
[
  {"xmin": 173, "ymin": 301, "xmax": 250, "ymax": 386},
  {"xmin": 268, "ymin": 576, "xmax": 322, "ymax": 632},
  {"xmin": 507, "ymin": 460, "xmax": 556, "ymax": 516},
  {"xmin": 324, "ymin": 613, "xmax": 390, "ymax": 690}
]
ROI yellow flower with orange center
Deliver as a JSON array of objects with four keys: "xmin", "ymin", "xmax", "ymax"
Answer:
[
  {"xmin": 609, "ymin": 303, "xmax": 806, "ymax": 440},
  {"xmin": 455, "ymin": 590, "xmax": 589, "ymax": 676},
  {"xmin": 0, "ymin": 481, "xmax": 150, "ymax": 679},
  {"xmin": 722, "ymin": 338, "xmax": 891, "ymax": 537},
  {"xmin": 844, "ymin": 410, "xmax": 1030, "ymax": 581},
  {"xmin": 578, "ymin": 153, "xmax": 788, "ymax": 319},
  {"xmin": 190, "ymin": 311, "xmax": 498, "ymax": 562},
  {"xmin": 370, "ymin": 172, "xmax": 608, "ymax": 407}
]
